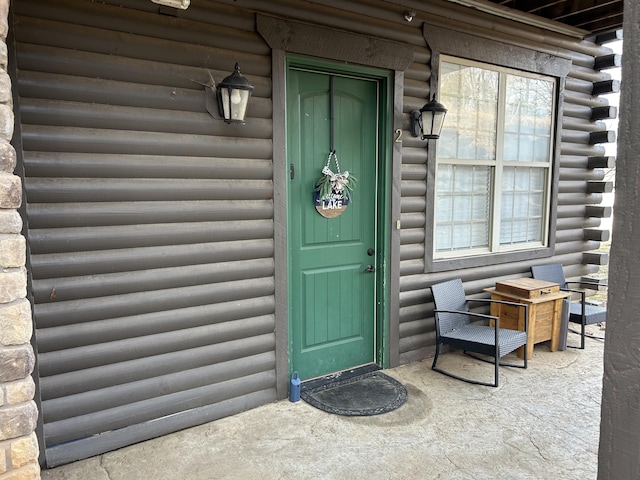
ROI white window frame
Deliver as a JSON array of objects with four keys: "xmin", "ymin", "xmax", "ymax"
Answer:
[{"xmin": 433, "ymin": 55, "xmax": 556, "ymax": 260}]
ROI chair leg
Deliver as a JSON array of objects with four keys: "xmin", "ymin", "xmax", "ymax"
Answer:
[
  {"xmin": 568, "ymin": 325, "xmax": 605, "ymax": 344},
  {"xmin": 432, "ymin": 363, "xmax": 500, "ymax": 387},
  {"xmin": 566, "ymin": 320, "xmax": 588, "ymax": 349},
  {"xmin": 432, "ymin": 343, "xmax": 441, "ymax": 371},
  {"xmin": 465, "ymin": 352, "xmax": 526, "ymax": 369},
  {"xmin": 432, "ymin": 349, "xmax": 500, "ymax": 387},
  {"xmin": 494, "ymin": 352, "xmax": 499, "ymax": 388}
]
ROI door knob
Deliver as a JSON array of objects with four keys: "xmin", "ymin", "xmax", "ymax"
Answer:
[{"xmin": 365, "ymin": 264, "xmax": 375, "ymax": 273}]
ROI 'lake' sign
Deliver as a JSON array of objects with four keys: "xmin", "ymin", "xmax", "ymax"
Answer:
[{"xmin": 314, "ymin": 190, "xmax": 349, "ymax": 218}]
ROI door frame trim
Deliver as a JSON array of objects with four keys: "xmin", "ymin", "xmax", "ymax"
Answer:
[
  {"xmin": 273, "ymin": 52, "xmax": 396, "ymax": 397},
  {"xmin": 257, "ymin": 15, "xmax": 414, "ymax": 72}
]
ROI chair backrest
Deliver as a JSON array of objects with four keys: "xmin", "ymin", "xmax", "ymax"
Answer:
[
  {"xmin": 530, "ymin": 263, "xmax": 567, "ymax": 288},
  {"xmin": 430, "ymin": 279, "xmax": 470, "ymax": 335}
]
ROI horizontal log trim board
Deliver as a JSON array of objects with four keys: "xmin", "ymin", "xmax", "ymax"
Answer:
[
  {"xmin": 256, "ymin": 15, "xmax": 414, "ymax": 71},
  {"xmin": 422, "ymin": 23, "xmax": 573, "ymax": 77},
  {"xmin": 10, "ymin": 0, "xmax": 615, "ymax": 467}
]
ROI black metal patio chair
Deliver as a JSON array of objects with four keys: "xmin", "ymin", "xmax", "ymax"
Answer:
[
  {"xmin": 530, "ymin": 263, "xmax": 606, "ymax": 349},
  {"xmin": 430, "ymin": 278, "xmax": 529, "ymax": 387}
]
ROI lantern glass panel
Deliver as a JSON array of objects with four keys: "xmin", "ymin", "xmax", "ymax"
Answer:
[
  {"xmin": 220, "ymin": 88, "xmax": 231, "ymax": 120},
  {"xmin": 219, "ymin": 87, "xmax": 251, "ymax": 123},
  {"xmin": 421, "ymin": 110, "xmax": 446, "ymax": 139},
  {"xmin": 230, "ymin": 89, "xmax": 250, "ymax": 122}
]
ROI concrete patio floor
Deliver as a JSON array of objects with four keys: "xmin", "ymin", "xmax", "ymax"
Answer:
[{"xmin": 41, "ymin": 334, "xmax": 605, "ymax": 480}]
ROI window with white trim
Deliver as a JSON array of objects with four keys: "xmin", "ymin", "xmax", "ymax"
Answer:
[{"xmin": 434, "ymin": 56, "xmax": 556, "ymax": 259}]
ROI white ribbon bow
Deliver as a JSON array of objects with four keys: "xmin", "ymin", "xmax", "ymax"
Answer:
[{"xmin": 322, "ymin": 166, "xmax": 350, "ymax": 192}]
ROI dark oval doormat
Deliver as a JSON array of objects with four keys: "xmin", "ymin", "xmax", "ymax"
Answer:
[{"xmin": 300, "ymin": 371, "xmax": 408, "ymax": 416}]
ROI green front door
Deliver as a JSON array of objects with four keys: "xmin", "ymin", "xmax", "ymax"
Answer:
[{"xmin": 287, "ymin": 65, "xmax": 380, "ymax": 380}]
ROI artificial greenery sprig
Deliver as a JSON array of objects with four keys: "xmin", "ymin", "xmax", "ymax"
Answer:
[{"xmin": 315, "ymin": 168, "xmax": 357, "ymax": 200}]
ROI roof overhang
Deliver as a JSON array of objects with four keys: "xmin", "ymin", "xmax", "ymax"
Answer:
[
  {"xmin": 446, "ymin": 0, "xmax": 589, "ymax": 38},
  {"xmin": 452, "ymin": 0, "xmax": 623, "ymax": 38}
]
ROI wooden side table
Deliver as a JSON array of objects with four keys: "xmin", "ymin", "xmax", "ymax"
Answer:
[{"xmin": 484, "ymin": 278, "xmax": 571, "ymax": 360}]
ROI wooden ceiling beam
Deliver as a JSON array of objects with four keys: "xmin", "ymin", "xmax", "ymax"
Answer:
[{"xmin": 481, "ymin": 0, "xmax": 623, "ymax": 34}]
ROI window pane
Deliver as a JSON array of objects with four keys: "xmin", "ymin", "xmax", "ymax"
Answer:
[
  {"xmin": 440, "ymin": 62, "xmax": 498, "ymax": 161},
  {"xmin": 499, "ymin": 220, "xmax": 511, "ymax": 244},
  {"xmin": 515, "ymin": 169, "xmax": 529, "ymax": 190},
  {"xmin": 477, "ymin": 132, "xmax": 496, "ymax": 160},
  {"xmin": 504, "ymin": 133, "xmax": 519, "ymax": 162},
  {"xmin": 437, "ymin": 164, "xmax": 454, "ymax": 190},
  {"xmin": 535, "ymin": 113, "xmax": 551, "ymax": 135},
  {"xmin": 453, "ymin": 223, "xmax": 471, "ymax": 249},
  {"xmin": 454, "ymin": 167, "xmax": 473, "ymax": 191},
  {"xmin": 513, "ymin": 192, "xmax": 529, "ymax": 216},
  {"xmin": 518, "ymin": 135, "xmax": 534, "ymax": 160},
  {"xmin": 511, "ymin": 219, "xmax": 528, "ymax": 243},
  {"xmin": 501, "ymin": 192, "xmax": 513, "ymax": 218},
  {"xmin": 435, "ymin": 165, "xmax": 491, "ymax": 252},
  {"xmin": 528, "ymin": 219, "xmax": 542, "ymax": 242},
  {"xmin": 439, "ymin": 128, "xmax": 458, "ymax": 158},
  {"xmin": 533, "ymin": 136, "xmax": 550, "ymax": 162},
  {"xmin": 472, "ymin": 195, "xmax": 489, "ymax": 220},
  {"xmin": 436, "ymin": 194, "xmax": 453, "ymax": 222},
  {"xmin": 453, "ymin": 195, "xmax": 472, "ymax": 221},
  {"xmin": 474, "ymin": 166, "xmax": 491, "ymax": 189},
  {"xmin": 529, "ymin": 192, "xmax": 543, "ymax": 211},
  {"xmin": 472, "ymin": 223, "xmax": 489, "ymax": 247},
  {"xmin": 503, "ymin": 75, "xmax": 554, "ymax": 163},
  {"xmin": 436, "ymin": 224, "xmax": 452, "ymax": 251},
  {"xmin": 502, "ymin": 167, "xmax": 514, "ymax": 190},
  {"xmin": 458, "ymin": 131, "xmax": 478, "ymax": 159},
  {"xmin": 500, "ymin": 167, "xmax": 546, "ymax": 246}
]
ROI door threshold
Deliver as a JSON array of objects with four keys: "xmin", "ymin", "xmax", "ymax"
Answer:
[{"xmin": 301, "ymin": 364, "xmax": 380, "ymax": 391}]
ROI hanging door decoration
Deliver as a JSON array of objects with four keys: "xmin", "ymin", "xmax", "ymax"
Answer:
[
  {"xmin": 313, "ymin": 76, "xmax": 357, "ymax": 218},
  {"xmin": 314, "ymin": 150, "xmax": 356, "ymax": 218}
]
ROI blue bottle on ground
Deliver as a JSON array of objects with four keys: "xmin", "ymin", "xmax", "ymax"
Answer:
[{"xmin": 289, "ymin": 371, "xmax": 301, "ymax": 402}]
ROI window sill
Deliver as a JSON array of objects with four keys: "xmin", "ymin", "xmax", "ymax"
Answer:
[{"xmin": 427, "ymin": 245, "xmax": 553, "ymax": 273}]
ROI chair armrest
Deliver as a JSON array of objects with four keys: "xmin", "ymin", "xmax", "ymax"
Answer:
[
  {"xmin": 560, "ymin": 286, "xmax": 588, "ymax": 298},
  {"xmin": 434, "ymin": 309, "xmax": 501, "ymax": 342},
  {"xmin": 565, "ymin": 280, "xmax": 608, "ymax": 288},
  {"xmin": 469, "ymin": 299, "xmax": 529, "ymax": 332},
  {"xmin": 561, "ymin": 287, "xmax": 585, "ymax": 295},
  {"xmin": 433, "ymin": 309, "xmax": 498, "ymax": 324},
  {"xmin": 470, "ymin": 298, "xmax": 526, "ymax": 309},
  {"xmin": 562, "ymin": 283, "xmax": 604, "ymax": 319},
  {"xmin": 568, "ymin": 280, "xmax": 608, "ymax": 288},
  {"xmin": 560, "ymin": 287, "xmax": 589, "ymax": 319}
]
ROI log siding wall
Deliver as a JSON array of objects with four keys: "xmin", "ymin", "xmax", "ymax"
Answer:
[
  {"xmin": 13, "ymin": 0, "xmax": 277, "ymax": 466},
  {"xmin": 9, "ymin": 0, "xmax": 616, "ymax": 466}
]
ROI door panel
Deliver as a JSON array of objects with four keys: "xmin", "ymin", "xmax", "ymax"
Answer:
[{"xmin": 287, "ymin": 67, "xmax": 378, "ymax": 379}]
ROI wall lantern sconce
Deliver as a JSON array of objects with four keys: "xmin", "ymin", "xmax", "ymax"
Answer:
[
  {"xmin": 151, "ymin": 0, "xmax": 190, "ymax": 9},
  {"xmin": 216, "ymin": 63, "xmax": 255, "ymax": 124},
  {"xmin": 410, "ymin": 94, "xmax": 447, "ymax": 140}
]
